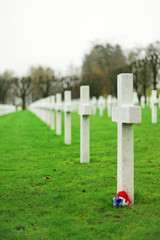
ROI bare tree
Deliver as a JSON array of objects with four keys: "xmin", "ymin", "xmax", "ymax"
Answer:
[
  {"xmin": 0, "ymin": 70, "xmax": 14, "ymax": 103},
  {"xmin": 0, "ymin": 77, "xmax": 10, "ymax": 103},
  {"xmin": 13, "ymin": 77, "xmax": 32, "ymax": 110}
]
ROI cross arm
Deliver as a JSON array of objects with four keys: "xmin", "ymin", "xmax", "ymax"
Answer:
[{"xmin": 112, "ymin": 106, "xmax": 141, "ymax": 124}]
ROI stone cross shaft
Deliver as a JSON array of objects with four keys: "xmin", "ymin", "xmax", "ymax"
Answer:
[
  {"xmin": 158, "ymin": 95, "xmax": 160, "ymax": 108},
  {"xmin": 98, "ymin": 96, "xmax": 105, "ymax": 116},
  {"xmin": 64, "ymin": 91, "xmax": 72, "ymax": 144},
  {"xmin": 79, "ymin": 86, "xmax": 92, "ymax": 163},
  {"xmin": 40, "ymin": 101, "xmax": 45, "ymax": 122},
  {"xmin": 50, "ymin": 95, "xmax": 55, "ymax": 130},
  {"xmin": 140, "ymin": 96, "xmax": 145, "ymax": 109},
  {"xmin": 45, "ymin": 97, "xmax": 50, "ymax": 126},
  {"xmin": 112, "ymin": 74, "xmax": 141, "ymax": 204},
  {"xmin": 107, "ymin": 95, "xmax": 112, "ymax": 117},
  {"xmin": 56, "ymin": 93, "xmax": 62, "ymax": 135},
  {"xmin": 151, "ymin": 90, "xmax": 158, "ymax": 123},
  {"xmin": 133, "ymin": 92, "xmax": 139, "ymax": 106},
  {"xmin": 91, "ymin": 97, "xmax": 97, "ymax": 115}
]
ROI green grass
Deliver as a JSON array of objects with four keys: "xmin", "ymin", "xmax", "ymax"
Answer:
[{"xmin": 0, "ymin": 107, "xmax": 160, "ymax": 240}]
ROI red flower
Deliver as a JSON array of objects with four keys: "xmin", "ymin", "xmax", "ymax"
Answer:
[{"xmin": 117, "ymin": 191, "xmax": 131, "ymax": 205}]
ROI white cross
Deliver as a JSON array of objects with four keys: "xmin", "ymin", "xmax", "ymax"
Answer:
[
  {"xmin": 133, "ymin": 92, "xmax": 139, "ymax": 106},
  {"xmin": 150, "ymin": 90, "xmax": 158, "ymax": 123},
  {"xmin": 56, "ymin": 93, "xmax": 62, "ymax": 135},
  {"xmin": 158, "ymin": 95, "xmax": 160, "ymax": 108},
  {"xmin": 98, "ymin": 96, "xmax": 105, "ymax": 116},
  {"xmin": 107, "ymin": 95, "xmax": 112, "ymax": 117},
  {"xmin": 79, "ymin": 86, "xmax": 92, "ymax": 163},
  {"xmin": 64, "ymin": 90, "xmax": 72, "ymax": 144},
  {"xmin": 50, "ymin": 95, "xmax": 55, "ymax": 130},
  {"xmin": 91, "ymin": 97, "xmax": 97, "ymax": 115},
  {"xmin": 140, "ymin": 96, "xmax": 145, "ymax": 109},
  {"xmin": 112, "ymin": 74, "xmax": 141, "ymax": 204},
  {"xmin": 45, "ymin": 97, "xmax": 51, "ymax": 126}
]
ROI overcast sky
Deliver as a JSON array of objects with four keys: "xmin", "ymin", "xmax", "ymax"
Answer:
[{"xmin": 0, "ymin": 0, "xmax": 160, "ymax": 76}]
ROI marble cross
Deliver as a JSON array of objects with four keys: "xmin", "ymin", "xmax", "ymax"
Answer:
[
  {"xmin": 140, "ymin": 96, "xmax": 145, "ymax": 109},
  {"xmin": 45, "ymin": 97, "xmax": 51, "ymax": 126},
  {"xmin": 91, "ymin": 97, "xmax": 97, "ymax": 115},
  {"xmin": 133, "ymin": 92, "xmax": 139, "ymax": 106},
  {"xmin": 158, "ymin": 95, "xmax": 160, "ymax": 108},
  {"xmin": 64, "ymin": 90, "xmax": 72, "ymax": 144},
  {"xmin": 98, "ymin": 96, "xmax": 105, "ymax": 116},
  {"xmin": 56, "ymin": 93, "xmax": 62, "ymax": 135},
  {"xmin": 50, "ymin": 95, "xmax": 55, "ymax": 130},
  {"xmin": 79, "ymin": 86, "xmax": 92, "ymax": 163},
  {"xmin": 112, "ymin": 74, "xmax": 141, "ymax": 204},
  {"xmin": 150, "ymin": 90, "xmax": 158, "ymax": 123},
  {"xmin": 107, "ymin": 95, "xmax": 112, "ymax": 117}
]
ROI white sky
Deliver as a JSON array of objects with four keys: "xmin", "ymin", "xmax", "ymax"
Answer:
[{"xmin": 0, "ymin": 0, "xmax": 160, "ymax": 76}]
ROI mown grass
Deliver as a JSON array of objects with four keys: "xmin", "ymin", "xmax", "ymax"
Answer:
[{"xmin": 0, "ymin": 107, "xmax": 160, "ymax": 240}]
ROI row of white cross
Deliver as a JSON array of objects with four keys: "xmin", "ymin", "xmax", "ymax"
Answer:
[
  {"xmin": 29, "ymin": 89, "xmax": 159, "ymax": 124},
  {"xmin": 0, "ymin": 104, "xmax": 20, "ymax": 116},
  {"xmin": 29, "ymin": 73, "xmax": 160, "ymax": 204}
]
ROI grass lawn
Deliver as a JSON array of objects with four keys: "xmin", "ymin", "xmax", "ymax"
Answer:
[{"xmin": 0, "ymin": 107, "xmax": 160, "ymax": 240}]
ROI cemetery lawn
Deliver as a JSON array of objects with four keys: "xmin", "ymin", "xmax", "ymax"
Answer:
[{"xmin": 0, "ymin": 108, "xmax": 160, "ymax": 240}]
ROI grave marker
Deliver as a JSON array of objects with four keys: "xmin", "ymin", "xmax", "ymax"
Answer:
[
  {"xmin": 133, "ymin": 92, "xmax": 139, "ymax": 106},
  {"xmin": 56, "ymin": 93, "xmax": 62, "ymax": 135},
  {"xmin": 98, "ymin": 96, "xmax": 105, "ymax": 116},
  {"xmin": 50, "ymin": 95, "xmax": 55, "ymax": 130},
  {"xmin": 140, "ymin": 96, "xmax": 145, "ymax": 109},
  {"xmin": 150, "ymin": 90, "xmax": 158, "ymax": 123},
  {"xmin": 107, "ymin": 95, "xmax": 112, "ymax": 117},
  {"xmin": 112, "ymin": 74, "xmax": 141, "ymax": 204},
  {"xmin": 79, "ymin": 86, "xmax": 92, "ymax": 163},
  {"xmin": 46, "ymin": 97, "xmax": 50, "ymax": 126},
  {"xmin": 158, "ymin": 95, "xmax": 160, "ymax": 108},
  {"xmin": 91, "ymin": 97, "xmax": 97, "ymax": 115},
  {"xmin": 64, "ymin": 91, "xmax": 72, "ymax": 144}
]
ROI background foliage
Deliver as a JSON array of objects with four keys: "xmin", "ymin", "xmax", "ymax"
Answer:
[{"xmin": 1, "ymin": 41, "xmax": 160, "ymax": 109}]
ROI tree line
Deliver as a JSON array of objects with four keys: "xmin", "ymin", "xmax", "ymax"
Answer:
[{"xmin": 0, "ymin": 41, "xmax": 160, "ymax": 109}]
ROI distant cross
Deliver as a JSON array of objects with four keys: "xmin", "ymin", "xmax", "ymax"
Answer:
[
  {"xmin": 56, "ymin": 93, "xmax": 62, "ymax": 135},
  {"xmin": 64, "ymin": 90, "xmax": 72, "ymax": 144},
  {"xmin": 107, "ymin": 95, "xmax": 112, "ymax": 117},
  {"xmin": 98, "ymin": 96, "xmax": 105, "ymax": 116},
  {"xmin": 140, "ymin": 96, "xmax": 145, "ymax": 109},
  {"xmin": 112, "ymin": 74, "xmax": 141, "ymax": 204},
  {"xmin": 45, "ymin": 97, "xmax": 50, "ymax": 126},
  {"xmin": 50, "ymin": 95, "xmax": 55, "ymax": 130},
  {"xmin": 91, "ymin": 97, "xmax": 97, "ymax": 115},
  {"xmin": 133, "ymin": 92, "xmax": 139, "ymax": 106},
  {"xmin": 150, "ymin": 90, "xmax": 158, "ymax": 123}
]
